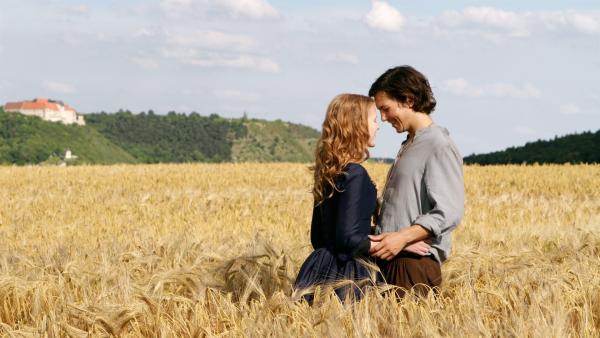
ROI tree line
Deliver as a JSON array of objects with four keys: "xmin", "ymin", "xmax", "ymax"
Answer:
[
  {"xmin": 464, "ymin": 130, "xmax": 600, "ymax": 165},
  {"xmin": 85, "ymin": 110, "xmax": 247, "ymax": 163}
]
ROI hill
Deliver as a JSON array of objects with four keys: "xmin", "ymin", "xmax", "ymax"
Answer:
[
  {"xmin": 85, "ymin": 110, "xmax": 244, "ymax": 163},
  {"xmin": 85, "ymin": 111, "xmax": 320, "ymax": 163},
  {"xmin": 0, "ymin": 108, "xmax": 321, "ymax": 165},
  {"xmin": 464, "ymin": 129, "xmax": 600, "ymax": 165},
  {"xmin": 231, "ymin": 118, "xmax": 319, "ymax": 162},
  {"xmin": 0, "ymin": 107, "xmax": 137, "ymax": 165}
]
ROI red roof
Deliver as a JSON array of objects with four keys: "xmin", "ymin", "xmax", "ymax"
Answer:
[
  {"xmin": 4, "ymin": 102, "xmax": 22, "ymax": 110},
  {"xmin": 4, "ymin": 98, "xmax": 75, "ymax": 112}
]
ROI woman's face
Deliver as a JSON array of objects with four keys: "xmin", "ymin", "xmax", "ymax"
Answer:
[{"xmin": 367, "ymin": 104, "xmax": 379, "ymax": 147}]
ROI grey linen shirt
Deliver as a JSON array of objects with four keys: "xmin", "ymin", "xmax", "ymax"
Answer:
[{"xmin": 376, "ymin": 123, "xmax": 464, "ymax": 263}]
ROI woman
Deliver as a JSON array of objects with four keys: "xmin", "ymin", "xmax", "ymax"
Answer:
[{"xmin": 293, "ymin": 93, "xmax": 382, "ymax": 302}]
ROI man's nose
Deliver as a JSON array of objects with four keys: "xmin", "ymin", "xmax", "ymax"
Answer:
[{"xmin": 380, "ymin": 113, "xmax": 387, "ymax": 121}]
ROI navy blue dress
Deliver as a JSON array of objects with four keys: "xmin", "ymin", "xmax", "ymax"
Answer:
[{"xmin": 294, "ymin": 163, "xmax": 383, "ymax": 301}]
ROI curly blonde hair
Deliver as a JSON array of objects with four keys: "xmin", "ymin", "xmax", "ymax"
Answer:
[{"xmin": 311, "ymin": 93, "xmax": 374, "ymax": 205}]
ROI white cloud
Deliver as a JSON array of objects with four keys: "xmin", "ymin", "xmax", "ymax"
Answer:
[
  {"xmin": 514, "ymin": 125, "xmax": 536, "ymax": 135},
  {"xmin": 488, "ymin": 82, "xmax": 541, "ymax": 99},
  {"xmin": 442, "ymin": 78, "xmax": 484, "ymax": 97},
  {"xmin": 435, "ymin": 7, "xmax": 600, "ymax": 39},
  {"xmin": 43, "ymin": 81, "xmax": 76, "ymax": 94},
  {"xmin": 560, "ymin": 103, "xmax": 582, "ymax": 115},
  {"xmin": 324, "ymin": 53, "xmax": 359, "ymax": 64},
  {"xmin": 130, "ymin": 56, "xmax": 159, "ymax": 70},
  {"xmin": 364, "ymin": 0, "xmax": 405, "ymax": 32},
  {"xmin": 442, "ymin": 78, "xmax": 541, "ymax": 99},
  {"xmin": 163, "ymin": 49, "xmax": 280, "ymax": 73},
  {"xmin": 132, "ymin": 28, "xmax": 156, "ymax": 38},
  {"xmin": 159, "ymin": 0, "xmax": 279, "ymax": 20},
  {"xmin": 161, "ymin": 29, "xmax": 278, "ymax": 72},
  {"xmin": 0, "ymin": 80, "xmax": 11, "ymax": 90},
  {"xmin": 67, "ymin": 5, "xmax": 90, "ymax": 16},
  {"xmin": 540, "ymin": 10, "xmax": 600, "ymax": 35},
  {"xmin": 159, "ymin": 0, "xmax": 193, "ymax": 17},
  {"xmin": 166, "ymin": 30, "xmax": 256, "ymax": 51},
  {"xmin": 216, "ymin": 0, "xmax": 279, "ymax": 19},
  {"xmin": 440, "ymin": 7, "xmax": 530, "ymax": 37},
  {"xmin": 213, "ymin": 89, "xmax": 260, "ymax": 102}
]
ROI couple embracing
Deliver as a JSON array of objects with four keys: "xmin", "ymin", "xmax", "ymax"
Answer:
[{"xmin": 294, "ymin": 66, "xmax": 465, "ymax": 301}]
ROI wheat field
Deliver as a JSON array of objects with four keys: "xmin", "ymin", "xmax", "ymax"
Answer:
[{"xmin": 0, "ymin": 163, "xmax": 598, "ymax": 337}]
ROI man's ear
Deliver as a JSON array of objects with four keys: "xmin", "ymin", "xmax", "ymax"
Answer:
[{"xmin": 398, "ymin": 97, "xmax": 414, "ymax": 109}]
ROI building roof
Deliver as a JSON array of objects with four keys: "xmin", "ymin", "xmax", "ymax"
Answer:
[{"xmin": 4, "ymin": 98, "xmax": 76, "ymax": 112}]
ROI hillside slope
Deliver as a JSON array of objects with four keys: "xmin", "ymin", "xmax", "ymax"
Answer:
[
  {"xmin": 2, "ymin": 108, "xmax": 322, "ymax": 165},
  {"xmin": 85, "ymin": 111, "xmax": 245, "ymax": 163},
  {"xmin": 0, "ymin": 108, "xmax": 137, "ymax": 165},
  {"xmin": 85, "ymin": 111, "xmax": 320, "ymax": 163},
  {"xmin": 232, "ymin": 119, "xmax": 319, "ymax": 162}
]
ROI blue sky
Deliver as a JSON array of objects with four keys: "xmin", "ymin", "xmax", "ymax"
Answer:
[{"xmin": 1, "ymin": 0, "xmax": 599, "ymax": 158}]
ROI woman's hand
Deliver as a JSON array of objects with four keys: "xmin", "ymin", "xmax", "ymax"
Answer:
[
  {"xmin": 369, "ymin": 240, "xmax": 377, "ymax": 251},
  {"xmin": 402, "ymin": 240, "xmax": 431, "ymax": 256}
]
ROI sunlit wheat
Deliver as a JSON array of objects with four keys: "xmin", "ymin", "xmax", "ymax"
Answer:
[{"xmin": 0, "ymin": 163, "xmax": 598, "ymax": 336}]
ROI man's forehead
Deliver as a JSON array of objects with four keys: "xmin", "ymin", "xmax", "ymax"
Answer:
[
  {"xmin": 374, "ymin": 91, "xmax": 390, "ymax": 99},
  {"xmin": 374, "ymin": 93, "xmax": 391, "ymax": 107}
]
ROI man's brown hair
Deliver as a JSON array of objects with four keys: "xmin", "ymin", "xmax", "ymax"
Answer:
[{"xmin": 369, "ymin": 65, "xmax": 437, "ymax": 114}]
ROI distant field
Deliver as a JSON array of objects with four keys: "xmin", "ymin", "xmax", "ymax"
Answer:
[{"xmin": 0, "ymin": 163, "xmax": 598, "ymax": 336}]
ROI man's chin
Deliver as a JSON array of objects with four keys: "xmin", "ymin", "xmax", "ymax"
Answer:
[{"xmin": 389, "ymin": 123, "xmax": 403, "ymax": 133}]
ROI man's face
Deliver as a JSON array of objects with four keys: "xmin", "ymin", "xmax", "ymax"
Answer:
[{"xmin": 374, "ymin": 91, "xmax": 414, "ymax": 134}]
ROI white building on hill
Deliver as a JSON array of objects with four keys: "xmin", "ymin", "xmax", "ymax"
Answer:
[{"xmin": 4, "ymin": 98, "xmax": 85, "ymax": 126}]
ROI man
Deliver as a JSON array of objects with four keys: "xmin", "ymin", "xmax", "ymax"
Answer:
[{"xmin": 368, "ymin": 65, "xmax": 464, "ymax": 297}]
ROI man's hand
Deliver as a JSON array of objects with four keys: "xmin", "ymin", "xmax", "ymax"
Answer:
[
  {"xmin": 368, "ymin": 232, "xmax": 409, "ymax": 260},
  {"xmin": 368, "ymin": 225, "xmax": 431, "ymax": 261},
  {"xmin": 402, "ymin": 240, "xmax": 431, "ymax": 256}
]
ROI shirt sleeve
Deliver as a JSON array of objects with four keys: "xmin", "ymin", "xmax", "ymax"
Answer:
[
  {"xmin": 413, "ymin": 144, "xmax": 465, "ymax": 240},
  {"xmin": 334, "ymin": 168, "xmax": 373, "ymax": 262}
]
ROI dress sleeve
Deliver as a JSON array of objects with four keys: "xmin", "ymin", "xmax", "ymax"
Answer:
[
  {"xmin": 413, "ymin": 144, "xmax": 465, "ymax": 240},
  {"xmin": 334, "ymin": 168, "xmax": 373, "ymax": 262},
  {"xmin": 310, "ymin": 204, "xmax": 322, "ymax": 250}
]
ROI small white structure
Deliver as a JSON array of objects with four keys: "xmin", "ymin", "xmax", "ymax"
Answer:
[
  {"xmin": 4, "ymin": 98, "xmax": 85, "ymax": 126},
  {"xmin": 65, "ymin": 149, "xmax": 78, "ymax": 160}
]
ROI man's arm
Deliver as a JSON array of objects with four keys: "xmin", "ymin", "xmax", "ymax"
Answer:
[
  {"xmin": 411, "ymin": 144, "xmax": 464, "ymax": 241},
  {"xmin": 369, "ymin": 144, "xmax": 464, "ymax": 261}
]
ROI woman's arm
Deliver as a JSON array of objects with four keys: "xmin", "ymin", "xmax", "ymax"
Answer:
[
  {"xmin": 334, "ymin": 167, "xmax": 373, "ymax": 262},
  {"xmin": 310, "ymin": 204, "xmax": 322, "ymax": 250}
]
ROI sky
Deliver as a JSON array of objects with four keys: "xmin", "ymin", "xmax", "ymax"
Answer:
[{"xmin": 1, "ymin": 0, "xmax": 599, "ymax": 158}]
